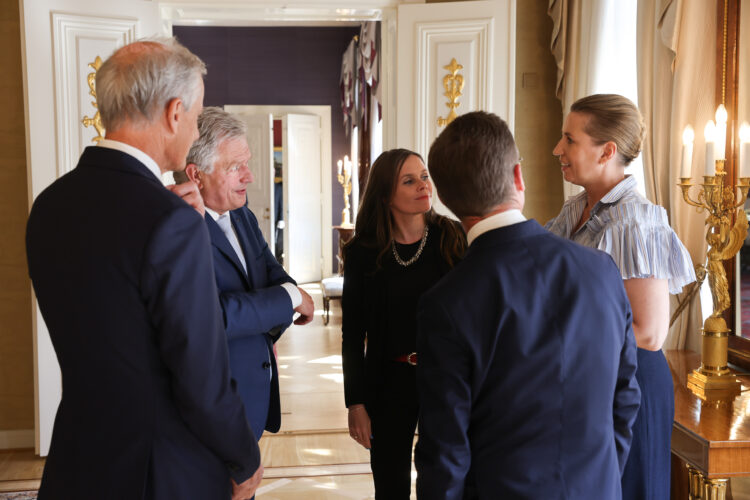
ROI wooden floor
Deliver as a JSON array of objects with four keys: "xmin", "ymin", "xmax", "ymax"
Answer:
[
  {"xmin": 7, "ymin": 284, "xmax": 750, "ymax": 498},
  {"xmin": 0, "ymin": 284, "xmax": 415, "ymax": 499}
]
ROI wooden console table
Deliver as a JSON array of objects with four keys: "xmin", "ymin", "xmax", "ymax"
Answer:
[{"xmin": 667, "ymin": 350, "xmax": 750, "ymax": 499}]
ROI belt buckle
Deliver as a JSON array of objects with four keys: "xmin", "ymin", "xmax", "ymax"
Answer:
[{"xmin": 407, "ymin": 352, "xmax": 417, "ymax": 366}]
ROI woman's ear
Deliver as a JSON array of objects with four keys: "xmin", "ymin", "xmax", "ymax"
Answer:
[{"xmin": 601, "ymin": 141, "xmax": 618, "ymax": 164}]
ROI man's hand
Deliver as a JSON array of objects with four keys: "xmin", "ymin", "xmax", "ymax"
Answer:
[
  {"xmin": 293, "ymin": 287, "xmax": 315, "ymax": 325},
  {"xmin": 348, "ymin": 404, "xmax": 372, "ymax": 449},
  {"xmin": 231, "ymin": 464, "xmax": 264, "ymax": 500},
  {"xmin": 166, "ymin": 181, "xmax": 205, "ymax": 217}
]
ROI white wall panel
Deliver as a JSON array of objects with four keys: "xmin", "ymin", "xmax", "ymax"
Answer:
[{"xmin": 52, "ymin": 13, "xmax": 137, "ymax": 176}]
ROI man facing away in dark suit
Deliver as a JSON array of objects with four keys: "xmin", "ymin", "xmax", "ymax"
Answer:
[
  {"xmin": 183, "ymin": 107, "xmax": 315, "ymax": 443},
  {"xmin": 26, "ymin": 40, "xmax": 264, "ymax": 500},
  {"xmin": 415, "ymin": 111, "xmax": 641, "ymax": 500}
]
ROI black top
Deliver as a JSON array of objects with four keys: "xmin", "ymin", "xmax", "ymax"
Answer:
[{"xmin": 341, "ymin": 222, "xmax": 458, "ymax": 408}]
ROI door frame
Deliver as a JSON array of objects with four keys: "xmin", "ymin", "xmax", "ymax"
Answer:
[
  {"xmin": 163, "ymin": 3, "xmax": 398, "ymax": 151},
  {"xmin": 225, "ymin": 105, "xmax": 333, "ymax": 279}
]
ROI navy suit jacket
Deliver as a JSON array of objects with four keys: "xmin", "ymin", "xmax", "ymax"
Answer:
[
  {"xmin": 26, "ymin": 146, "xmax": 260, "ymax": 500},
  {"xmin": 415, "ymin": 220, "xmax": 640, "ymax": 500},
  {"xmin": 205, "ymin": 206, "xmax": 296, "ymax": 440}
]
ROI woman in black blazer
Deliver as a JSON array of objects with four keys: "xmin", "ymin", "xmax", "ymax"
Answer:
[{"xmin": 342, "ymin": 148, "xmax": 466, "ymax": 499}]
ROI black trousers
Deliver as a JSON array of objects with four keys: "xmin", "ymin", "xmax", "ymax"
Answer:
[{"xmin": 369, "ymin": 362, "xmax": 419, "ymax": 500}]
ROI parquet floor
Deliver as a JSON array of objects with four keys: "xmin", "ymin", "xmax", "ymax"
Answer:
[{"xmin": 0, "ymin": 284, "xmax": 416, "ymax": 499}]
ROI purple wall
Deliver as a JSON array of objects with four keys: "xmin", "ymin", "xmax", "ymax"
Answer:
[{"xmin": 174, "ymin": 25, "xmax": 360, "ymax": 275}]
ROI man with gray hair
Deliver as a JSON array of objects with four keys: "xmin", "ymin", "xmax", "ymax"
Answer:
[
  {"xmin": 415, "ymin": 111, "xmax": 640, "ymax": 499},
  {"xmin": 26, "ymin": 39, "xmax": 263, "ymax": 499},
  {"xmin": 183, "ymin": 107, "xmax": 314, "ymax": 447}
]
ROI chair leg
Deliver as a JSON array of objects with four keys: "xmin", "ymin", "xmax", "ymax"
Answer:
[{"xmin": 323, "ymin": 297, "xmax": 330, "ymax": 325}]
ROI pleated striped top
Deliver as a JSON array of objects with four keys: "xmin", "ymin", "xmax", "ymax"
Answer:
[{"xmin": 545, "ymin": 176, "xmax": 696, "ymax": 294}]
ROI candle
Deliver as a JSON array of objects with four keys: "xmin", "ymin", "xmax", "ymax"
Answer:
[
  {"xmin": 681, "ymin": 126, "xmax": 694, "ymax": 178},
  {"xmin": 337, "ymin": 159, "xmax": 343, "ymax": 175},
  {"xmin": 705, "ymin": 120, "xmax": 716, "ymax": 176},
  {"xmin": 741, "ymin": 123, "xmax": 750, "ymax": 178},
  {"xmin": 715, "ymin": 104, "xmax": 728, "ymax": 161}
]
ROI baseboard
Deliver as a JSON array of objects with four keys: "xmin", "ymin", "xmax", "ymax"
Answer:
[{"xmin": 0, "ymin": 430, "xmax": 34, "ymax": 449}]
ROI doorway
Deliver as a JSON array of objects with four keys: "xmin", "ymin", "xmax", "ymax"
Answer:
[{"xmin": 226, "ymin": 105, "xmax": 332, "ymax": 281}]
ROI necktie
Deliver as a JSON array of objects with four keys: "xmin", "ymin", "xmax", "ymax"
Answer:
[
  {"xmin": 216, "ymin": 214, "xmax": 247, "ymax": 274},
  {"xmin": 217, "ymin": 213, "xmax": 270, "ymax": 379}
]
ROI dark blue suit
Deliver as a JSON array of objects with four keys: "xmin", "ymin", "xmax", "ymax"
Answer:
[
  {"xmin": 26, "ymin": 146, "xmax": 260, "ymax": 499},
  {"xmin": 415, "ymin": 220, "xmax": 640, "ymax": 500},
  {"xmin": 205, "ymin": 206, "xmax": 296, "ymax": 440}
]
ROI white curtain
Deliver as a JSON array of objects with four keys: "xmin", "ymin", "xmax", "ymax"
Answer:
[
  {"xmin": 637, "ymin": 0, "xmax": 715, "ymax": 351},
  {"xmin": 548, "ymin": 0, "xmax": 635, "ymax": 200}
]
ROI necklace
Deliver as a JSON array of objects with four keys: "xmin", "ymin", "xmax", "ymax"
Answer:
[{"xmin": 392, "ymin": 225, "xmax": 429, "ymax": 267}]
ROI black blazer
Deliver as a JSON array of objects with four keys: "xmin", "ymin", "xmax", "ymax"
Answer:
[
  {"xmin": 26, "ymin": 146, "xmax": 260, "ymax": 499},
  {"xmin": 341, "ymin": 222, "xmax": 455, "ymax": 409}
]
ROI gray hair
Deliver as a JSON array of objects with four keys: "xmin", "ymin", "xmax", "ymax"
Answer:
[
  {"xmin": 96, "ymin": 37, "xmax": 206, "ymax": 131},
  {"xmin": 187, "ymin": 107, "xmax": 247, "ymax": 173}
]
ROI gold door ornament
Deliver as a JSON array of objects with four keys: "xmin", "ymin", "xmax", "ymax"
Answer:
[
  {"xmin": 81, "ymin": 56, "xmax": 105, "ymax": 143},
  {"xmin": 437, "ymin": 58, "xmax": 465, "ymax": 127}
]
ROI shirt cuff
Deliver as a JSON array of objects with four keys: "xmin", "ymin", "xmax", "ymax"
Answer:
[{"xmin": 280, "ymin": 282, "xmax": 302, "ymax": 309}]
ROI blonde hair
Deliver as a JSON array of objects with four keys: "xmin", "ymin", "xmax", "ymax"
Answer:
[{"xmin": 570, "ymin": 94, "xmax": 645, "ymax": 166}]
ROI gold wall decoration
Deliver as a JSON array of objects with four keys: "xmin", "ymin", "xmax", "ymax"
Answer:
[
  {"xmin": 81, "ymin": 56, "xmax": 105, "ymax": 143},
  {"xmin": 437, "ymin": 58, "xmax": 465, "ymax": 127}
]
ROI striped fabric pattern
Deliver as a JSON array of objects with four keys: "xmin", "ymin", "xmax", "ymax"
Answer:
[{"xmin": 545, "ymin": 176, "xmax": 696, "ymax": 294}]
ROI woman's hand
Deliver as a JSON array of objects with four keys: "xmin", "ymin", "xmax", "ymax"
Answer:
[{"xmin": 348, "ymin": 404, "xmax": 372, "ymax": 449}]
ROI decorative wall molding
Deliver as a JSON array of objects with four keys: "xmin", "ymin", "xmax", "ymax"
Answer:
[
  {"xmin": 161, "ymin": 1, "xmax": 401, "ymax": 26},
  {"xmin": 0, "ymin": 429, "xmax": 34, "ymax": 450},
  {"xmin": 414, "ymin": 19, "xmax": 492, "ymax": 156},
  {"xmin": 52, "ymin": 12, "xmax": 137, "ymax": 177}
]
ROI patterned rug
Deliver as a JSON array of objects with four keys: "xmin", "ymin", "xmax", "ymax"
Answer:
[{"xmin": 0, "ymin": 493, "xmax": 37, "ymax": 500}]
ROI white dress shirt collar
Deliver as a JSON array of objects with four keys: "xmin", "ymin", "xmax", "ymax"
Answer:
[
  {"xmin": 97, "ymin": 139, "xmax": 162, "ymax": 181},
  {"xmin": 205, "ymin": 207, "xmax": 223, "ymax": 221},
  {"xmin": 466, "ymin": 209, "xmax": 526, "ymax": 246}
]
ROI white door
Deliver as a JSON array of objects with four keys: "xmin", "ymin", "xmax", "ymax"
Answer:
[
  {"xmin": 20, "ymin": 0, "xmax": 162, "ymax": 455},
  {"xmin": 396, "ymin": 0, "xmax": 516, "ymax": 217},
  {"xmin": 224, "ymin": 104, "xmax": 333, "ymax": 278},
  {"xmin": 233, "ymin": 113, "xmax": 274, "ymax": 248},
  {"xmin": 283, "ymin": 114, "xmax": 322, "ymax": 283}
]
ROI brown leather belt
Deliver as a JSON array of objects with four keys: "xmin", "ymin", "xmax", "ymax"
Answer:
[{"xmin": 393, "ymin": 352, "xmax": 418, "ymax": 366}]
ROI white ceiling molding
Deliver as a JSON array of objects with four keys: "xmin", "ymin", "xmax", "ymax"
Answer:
[{"xmin": 161, "ymin": 1, "xmax": 420, "ymax": 27}]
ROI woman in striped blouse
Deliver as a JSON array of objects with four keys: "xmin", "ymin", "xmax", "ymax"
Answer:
[{"xmin": 546, "ymin": 94, "xmax": 695, "ymax": 500}]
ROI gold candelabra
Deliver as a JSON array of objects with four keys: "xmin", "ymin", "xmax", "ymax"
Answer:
[
  {"xmin": 678, "ymin": 159, "xmax": 750, "ymax": 400},
  {"xmin": 337, "ymin": 156, "xmax": 353, "ymax": 226}
]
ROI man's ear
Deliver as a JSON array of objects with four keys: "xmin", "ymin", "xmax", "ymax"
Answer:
[
  {"xmin": 164, "ymin": 97, "xmax": 183, "ymax": 134},
  {"xmin": 184, "ymin": 163, "xmax": 201, "ymax": 186},
  {"xmin": 513, "ymin": 163, "xmax": 525, "ymax": 192}
]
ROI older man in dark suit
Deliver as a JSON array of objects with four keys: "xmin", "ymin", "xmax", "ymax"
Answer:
[
  {"xmin": 415, "ymin": 111, "xmax": 641, "ymax": 499},
  {"xmin": 26, "ymin": 39, "xmax": 262, "ymax": 500},
  {"xmin": 184, "ymin": 107, "xmax": 315, "ymax": 443}
]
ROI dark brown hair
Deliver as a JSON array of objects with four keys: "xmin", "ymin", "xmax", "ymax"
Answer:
[
  {"xmin": 428, "ymin": 111, "xmax": 518, "ymax": 217},
  {"xmin": 344, "ymin": 148, "xmax": 466, "ymax": 270}
]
